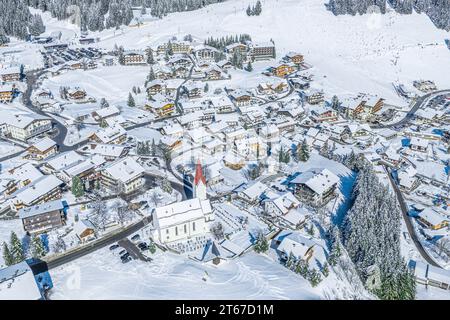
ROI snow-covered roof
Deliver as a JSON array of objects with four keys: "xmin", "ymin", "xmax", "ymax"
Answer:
[
  {"xmin": 269, "ymin": 192, "xmax": 300, "ymax": 215},
  {"xmin": 383, "ymin": 147, "xmax": 401, "ymax": 161},
  {"xmin": 180, "ymin": 110, "xmax": 204, "ymax": 125},
  {"xmin": 13, "ymin": 175, "xmax": 63, "ymax": 206},
  {"xmin": 188, "ymin": 127, "xmax": 210, "ymax": 143},
  {"xmin": 63, "ymin": 159, "xmax": 96, "ymax": 177},
  {"xmin": 0, "ymin": 84, "xmax": 15, "ymax": 92},
  {"xmin": 276, "ymin": 231, "xmax": 317, "ymax": 258},
  {"xmin": 291, "ymin": 168, "xmax": 340, "ymax": 195},
  {"xmin": 223, "ymin": 151, "xmax": 244, "ymax": 165},
  {"xmin": 30, "ymin": 137, "xmax": 56, "ymax": 152},
  {"xmin": 413, "ymin": 160, "xmax": 447, "ymax": 185},
  {"xmin": 93, "ymin": 106, "xmax": 120, "ymax": 119},
  {"xmin": 81, "ymin": 143, "xmax": 127, "ymax": 159},
  {"xmin": 282, "ymin": 208, "xmax": 308, "ymax": 226},
  {"xmin": 198, "ymin": 240, "xmax": 225, "ymax": 262},
  {"xmin": 398, "ymin": 167, "xmax": 417, "ymax": 189},
  {"xmin": 0, "ymin": 111, "xmax": 50, "ymax": 129},
  {"xmin": 417, "ymin": 208, "xmax": 448, "ymax": 226},
  {"xmin": 1, "ymin": 163, "xmax": 43, "ymax": 184},
  {"xmin": 410, "ymin": 137, "xmax": 429, "ymax": 149},
  {"xmin": 162, "ymin": 122, "xmax": 184, "ymax": 136},
  {"xmin": 0, "ymin": 66, "xmax": 20, "ymax": 75},
  {"xmin": 73, "ymin": 219, "xmax": 95, "ymax": 237},
  {"xmin": 411, "ymin": 260, "xmax": 450, "ymax": 285},
  {"xmin": 0, "ymin": 261, "xmax": 42, "ymax": 300},
  {"xmin": 239, "ymin": 181, "xmax": 268, "ymax": 200},
  {"xmin": 104, "ymin": 157, "xmax": 144, "ymax": 183},
  {"xmin": 91, "ymin": 125, "xmax": 126, "ymax": 144},
  {"xmin": 46, "ymin": 151, "xmax": 85, "ymax": 171},
  {"xmin": 377, "ymin": 128, "xmax": 398, "ymax": 139},
  {"xmin": 18, "ymin": 199, "xmax": 66, "ymax": 219},
  {"xmin": 153, "ymin": 198, "xmax": 212, "ymax": 229}
]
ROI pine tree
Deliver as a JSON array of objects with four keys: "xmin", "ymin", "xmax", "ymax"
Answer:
[
  {"xmin": 0, "ymin": 30, "xmax": 10, "ymax": 46},
  {"xmin": 30, "ymin": 235, "xmax": 46, "ymax": 259},
  {"xmin": 246, "ymin": 5, "xmax": 252, "ymax": 16},
  {"xmin": 246, "ymin": 61, "xmax": 253, "ymax": 72},
  {"xmin": 294, "ymin": 259, "xmax": 309, "ymax": 277},
  {"xmin": 2, "ymin": 242, "xmax": 14, "ymax": 266},
  {"xmin": 342, "ymin": 165, "xmax": 416, "ymax": 300},
  {"xmin": 151, "ymin": 139, "xmax": 156, "ymax": 156},
  {"xmin": 72, "ymin": 176, "xmax": 85, "ymax": 198},
  {"xmin": 10, "ymin": 232, "xmax": 25, "ymax": 264},
  {"xmin": 146, "ymin": 49, "xmax": 154, "ymax": 64},
  {"xmin": 146, "ymin": 66, "xmax": 156, "ymax": 85},
  {"xmin": 308, "ymin": 269, "xmax": 322, "ymax": 287},
  {"xmin": 322, "ymin": 262, "xmax": 330, "ymax": 277},
  {"xmin": 253, "ymin": 231, "xmax": 269, "ymax": 253},
  {"xmin": 29, "ymin": 14, "xmax": 46, "ymax": 36},
  {"xmin": 99, "ymin": 98, "xmax": 109, "ymax": 109},
  {"xmin": 127, "ymin": 92, "xmax": 135, "ymax": 107},
  {"xmin": 328, "ymin": 226, "xmax": 342, "ymax": 266},
  {"xmin": 254, "ymin": 1, "xmax": 262, "ymax": 15},
  {"xmin": 296, "ymin": 140, "xmax": 310, "ymax": 162}
]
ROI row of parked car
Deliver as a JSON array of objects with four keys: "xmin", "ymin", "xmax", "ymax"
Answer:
[{"xmin": 109, "ymin": 234, "xmax": 151, "ymax": 264}]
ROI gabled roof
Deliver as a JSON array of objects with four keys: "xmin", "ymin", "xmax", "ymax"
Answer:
[
  {"xmin": 18, "ymin": 199, "xmax": 66, "ymax": 219},
  {"xmin": 29, "ymin": 137, "xmax": 56, "ymax": 152},
  {"xmin": 153, "ymin": 198, "xmax": 212, "ymax": 229},
  {"xmin": 13, "ymin": 175, "xmax": 63, "ymax": 205},
  {"xmin": 276, "ymin": 231, "xmax": 317, "ymax": 258},
  {"xmin": 104, "ymin": 157, "xmax": 144, "ymax": 183},
  {"xmin": 291, "ymin": 168, "xmax": 340, "ymax": 195}
]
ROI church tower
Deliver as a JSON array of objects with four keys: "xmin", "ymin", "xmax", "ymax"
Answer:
[{"xmin": 193, "ymin": 160, "xmax": 207, "ymax": 200}]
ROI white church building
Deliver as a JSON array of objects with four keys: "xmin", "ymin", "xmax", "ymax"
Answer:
[{"xmin": 152, "ymin": 161, "xmax": 214, "ymax": 244}]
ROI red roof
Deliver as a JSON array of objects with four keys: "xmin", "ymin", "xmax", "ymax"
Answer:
[{"xmin": 194, "ymin": 160, "xmax": 206, "ymax": 186}]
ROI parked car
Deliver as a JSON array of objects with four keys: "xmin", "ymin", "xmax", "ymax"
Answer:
[
  {"xmin": 120, "ymin": 252, "xmax": 130, "ymax": 260},
  {"xmin": 119, "ymin": 249, "xmax": 127, "ymax": 256},
  {"xmin": 131, "ymin": 234, "xmax": 141, "ymax": 242},
  {"xmin": 138, "ymin": 242, "xmax": 149, "ymax": 251},
  {"xmin": 109, "ymin": 244, "xmax": 120, "ymax": 251},
  {"xmin": 121, "ymin": 256, "xmax": 132, "ymax": 263}
]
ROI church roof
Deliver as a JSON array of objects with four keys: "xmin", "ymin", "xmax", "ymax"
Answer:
[{"xmin": 194, "ymin": 160, "xmax": 206, "ymax": 186}]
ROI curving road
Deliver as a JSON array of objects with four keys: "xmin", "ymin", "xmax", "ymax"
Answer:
[
  {"xmin": 384, "ymin": 165, "xmax": 441, "ymax": 268},
  {"xmin": 371, "ymin": 89, "xmax": 450, "ymax": 129}
]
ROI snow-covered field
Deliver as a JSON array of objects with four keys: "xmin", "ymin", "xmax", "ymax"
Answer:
[
  {"xmin": 49, "ymin": 248, "xmax": 320, "ymax": 300},
  {"xmin": 43, "ymin": 65, "xmax": 149, "ymax": 105}
]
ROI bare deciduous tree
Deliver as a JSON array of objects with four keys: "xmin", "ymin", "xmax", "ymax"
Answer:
[{"xmin": 90, "ymin": 199, "xmax": 109, "ymax": 231}]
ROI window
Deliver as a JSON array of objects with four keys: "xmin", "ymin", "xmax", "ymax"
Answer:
[
  {"xmin": 192, "ymin": 222, "xmax": 196, "ymax": 231},
  {"xmin": 175, "ymin": 227, "xmax": 178, "ymax": 236},
  {"xmin": 166, "ymin": 229, "xmax": 169, "ymax": 234},
  {"xmin": 184, "ymin": 224, "xmax": 187, "ymax": 233}
]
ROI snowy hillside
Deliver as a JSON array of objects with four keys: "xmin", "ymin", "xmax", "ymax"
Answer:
[{"xmin": 37, "ymin": 0, "xmax": 450, "ymax": 104}]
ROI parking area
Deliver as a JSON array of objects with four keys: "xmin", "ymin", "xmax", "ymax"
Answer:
[
  {"xmin": 42, "ymin": 47, "xmax": 102, "ymax": 68},
  {"xmin": 109, "ymin": 234, "xmax": 153, "ymax": 264}
]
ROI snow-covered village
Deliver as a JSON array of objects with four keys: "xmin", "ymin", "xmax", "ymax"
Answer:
[{"xmin": 0, "ymin": 0, "xmax": 449, "ymax": 303}]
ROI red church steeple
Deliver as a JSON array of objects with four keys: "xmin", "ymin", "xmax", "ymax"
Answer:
[{"xmin": 194, "ymin": 159, "xmax": 206, "ymax": 186}]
